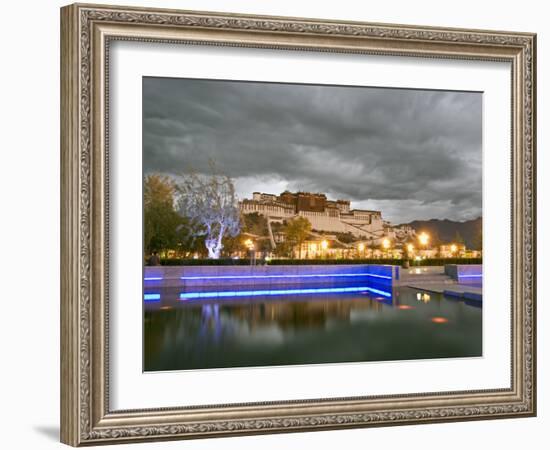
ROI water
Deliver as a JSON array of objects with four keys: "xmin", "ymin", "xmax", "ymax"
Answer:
[{"xmin": 144, "ymin": 285, "xmax": 482, "ymax": 371}]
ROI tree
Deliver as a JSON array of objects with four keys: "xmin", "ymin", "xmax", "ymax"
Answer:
[
  {"xmin": 175, "ymin": 162, "xmax": 241, "ymax": 259},
  {"xmin": 242, "ymin": 212, "xmax": 268, "ymax": 236},
  {"xmin": 143, "ymin": 174, "xmax": 185, "ymax": 257},
  {"xmin": 274, "ymin": 240, "xmax": 294, "ymax": 258},
  {"xmin": 334, "ymin": 232, "xmax": 355, "ymax": 244},
  {"xmin": 284, "ymin": 216, "xmax": 312, "ymax": 259},
  {"xmin": 228, "ymin": 212, "xmax": 273, "ymax": 256}
]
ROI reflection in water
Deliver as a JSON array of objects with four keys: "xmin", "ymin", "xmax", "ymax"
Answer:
[
  {"xmin": 431, "ymin": 317, "xmax": 449, "ymax": 324},
  {"xmin": 397, "ymin": 305, "xmax": 415, "ymax": 310},
  {"xmin": 144, "ymin": 286, "xmax": 481, "ymax": 371},
  {"xmin": 416, "ymin": 292, "xmax": 431, "ymax": 303}
]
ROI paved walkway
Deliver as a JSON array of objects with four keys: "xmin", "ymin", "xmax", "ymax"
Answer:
[
  {"xmin": 402, "ymin": 266, "xmax": 446, "ymax": 276},
  {"xmin": 397, "ymin": 266, "xmax": 454, "ymax": 286},
  {"xmin": 407, "ymin": 282, "xmax": 482, "ymax": 302}
]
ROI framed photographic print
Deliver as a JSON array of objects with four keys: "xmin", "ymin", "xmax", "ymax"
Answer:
[{"xmin": 60, "ymin": 3, "xmax": 537, "ymax": 446}]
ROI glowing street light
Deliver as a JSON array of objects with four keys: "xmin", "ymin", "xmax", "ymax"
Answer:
[
  {"xmin": 358, "ymin": 243, "xmax": 365, "ymax": 252},
  {"xmin": 244, "ymin": 238, "xmax": 256, "ymax": 266},
  {"xmin": 418, "ymin": 232, "xmax": 430, "ymax": 247},
  {"xmin": 450, "ymin": 244, "xmax": 458, "ymax": 253},
  {"xmin": 381, "ymin": 238, "xmax": 391, "ymax": 258},
  {"xmin": 321, "ymin": 240, "xmax": 329, "ymax": 250},
  {"xmin": 407, "ymin": 243, "xmax": 414, "ymax": 254}
]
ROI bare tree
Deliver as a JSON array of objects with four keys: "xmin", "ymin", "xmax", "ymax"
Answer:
[{"xmin": 175, "ymin": 162, "xmax": 241, "ymax": 259}]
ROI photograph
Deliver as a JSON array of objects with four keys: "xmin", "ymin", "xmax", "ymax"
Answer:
[
  {"xmin": 56, "ymin": 2, "xmax": 536, "ymax": 446},
  {"xmin": 142, "ymin": 77, "xmax": 484, "ymax": 372}
]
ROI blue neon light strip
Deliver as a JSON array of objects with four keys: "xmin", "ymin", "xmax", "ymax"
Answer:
[
  {"xmin": 144, "ymin": 277, "xmax": 163, "ymax": 281},
  {"xmin": 458, "ymin": 274, "xmax": 483, "ymax": 278},
  {"xmin": 144, "ymin": 293, "xmax": 161, "ymax": 301},
  {"xmin": 362, "ymin": 287, "xmax": 394, "ymax": 297},
  {"xmin": 179, "ymin": 285, "xmax": 391, "ymax": 300},
  {"xmin": 179, "ymin": 273, "xmax": 392, "ymax": 281}
]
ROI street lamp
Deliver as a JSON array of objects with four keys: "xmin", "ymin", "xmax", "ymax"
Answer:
[
  {"xmin": 418, "ymin": 232, "xmax": 430, "ymax": 247},
  {"xmin": 320, "ymin": 239, "xmax": 329, "ymax": 260},
  {"xmin": 417, "ymin": 232, "xmax": 430, "ymax": 262},
  {"xmin": 450, "ymin": 243, "xmax": 457, "ymax": 254},
  {"xmin": 382, "ymin": 238, "xmax": 391, "ymax": 258},
  {"xmin": 404, "ymin": 243, "xmax": 415, "ymax": 267},
  {"xmin": 244, "ymin": 238, "xmax": 255, "ymax": 265}
]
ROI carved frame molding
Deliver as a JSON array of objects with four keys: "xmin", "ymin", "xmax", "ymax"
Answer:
[{"xmin": 60, "ymin": 3, "xmax": 536, "ymax": 446}]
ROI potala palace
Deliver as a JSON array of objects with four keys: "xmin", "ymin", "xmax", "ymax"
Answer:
[{"xmin": 239, "ymin": 191, "xmax": 415, "ymax": 245}]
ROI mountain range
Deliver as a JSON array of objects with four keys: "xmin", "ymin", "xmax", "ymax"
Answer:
[{"xmin": 400, "ymin": 217, "xmax": 482, "ymax": 249}]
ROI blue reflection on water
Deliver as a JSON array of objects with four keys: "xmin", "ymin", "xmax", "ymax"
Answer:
[
  {"xmin": 143, "ymin": 285, "xmax": 482, "ymax": 372},
  {"xmin": 178, "ymin": 285, "xmax": 391, "ymax": 300}
]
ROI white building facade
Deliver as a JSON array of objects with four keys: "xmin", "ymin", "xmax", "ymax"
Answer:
[{"xmin": 240, "ymin": 191, "xmax": 415, "ymax": 245}]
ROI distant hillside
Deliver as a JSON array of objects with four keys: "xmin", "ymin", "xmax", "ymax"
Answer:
[{"xmin": 400, "ymin": 217, "xmax": 482, "ymax": 249}]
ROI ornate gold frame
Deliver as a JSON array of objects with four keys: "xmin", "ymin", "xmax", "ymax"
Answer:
[{"xmin": 60, "ymin": 3, "xmax": 536, "ymax": 446}]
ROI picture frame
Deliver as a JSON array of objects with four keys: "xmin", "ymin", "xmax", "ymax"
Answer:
[{"xmin": 60, "ymin": 2, "xmax": 536, "ymax": 446}]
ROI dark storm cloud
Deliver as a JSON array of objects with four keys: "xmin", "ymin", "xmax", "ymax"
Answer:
[{"xmin": 143, "ymin": 77, "xmax": 482, "ymax": 223}]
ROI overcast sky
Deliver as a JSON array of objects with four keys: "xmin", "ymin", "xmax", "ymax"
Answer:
[{"xmin": 143, "ymin": 77, "xmax": 482, "ymax": 224}]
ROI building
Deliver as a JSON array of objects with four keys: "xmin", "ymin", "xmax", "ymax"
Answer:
[
  {"xmin": 296, "ymin": 235, "xmax": 352, "ymax": 259},
  {"xmin": 240, "ymin": 190, "xmax": 408, "ymax": 243},
  {"xmin": 439, "ymin": 243, "xmax": 467, "ymax": 258}
]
